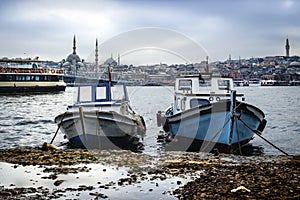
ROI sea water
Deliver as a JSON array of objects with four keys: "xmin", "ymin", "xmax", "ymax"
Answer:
[{"xmin": 0, "ymin": 86, "xmax": 299, "ymax": 155}]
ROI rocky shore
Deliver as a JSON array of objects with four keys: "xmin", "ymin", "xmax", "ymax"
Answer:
[{"xmin": 0, "ymin": 147, "xmax": 299, "ymax": 199}]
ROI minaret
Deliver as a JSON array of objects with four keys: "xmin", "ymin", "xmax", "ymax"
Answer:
[
  {"xmin": 205, "ymin": 56, "xmax": 209, "ymax": 73},
  {"xmin": 95, "ymin": 38, "xmax": 99, "ymax": 76},
  {"xmin": 117, "ymin": 53, "xmax": 120, "ymax": 66},
  {"xmin": 73, "ymin": 35, "xmax": 76, "ymax": 54},
  {"xmin": 285, "ymin": 37, "xmax": 290, "ymax": 57}
]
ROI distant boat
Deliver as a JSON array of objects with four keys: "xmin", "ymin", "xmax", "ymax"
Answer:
[
  {"xmin": 261, "ymin": 75, "xmax": 289, "ymax": 86},
  {"xmin": 0, "ymin": 59, "xmax": 66, "ymax": 94},
  {"xmin": 249, "ymin": 79, "xmax": 261, "ymax": 87},
  {"xmin": 55, "ymin": 77, "xmax": 146, "ymax": 150},
  {"xmin": 289, "ymin": 80, "xmax": 300, "ymax": 86},
  {"xmin": 157, "ymin": 73, "xmax": 267, "ymax": 153},
  {"xmin": 233, "ymin": 79, "xmax": 249, "ymax": 87}
]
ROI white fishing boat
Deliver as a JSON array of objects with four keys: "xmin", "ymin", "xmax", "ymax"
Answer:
[
  {"xmin": 54, "ymin": 76, "xmax": 146, "ymax": 150},
  {"xmin": 0, "ymin": 59, "xmax": 66, "ymax": 94},
  {"xmin": 157, "ymin": 73, "xmax": 266, "ymax": 153}
]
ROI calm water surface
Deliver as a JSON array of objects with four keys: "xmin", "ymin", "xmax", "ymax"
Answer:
[{"xmin": 0, "ymin": 86, "xmax": 299, "ymax": 155}]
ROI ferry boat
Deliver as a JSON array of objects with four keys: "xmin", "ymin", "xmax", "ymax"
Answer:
[
  {"xmin": 260, "ymin": 75, "xmax": 289, "ymax": 86},
  {"xmin": 157, "ymin": 73, "xmax": 267, "ymax": 153},
  {"xmin": 0, "ymin": 59, "xmax": 66, "ymax": 94}
]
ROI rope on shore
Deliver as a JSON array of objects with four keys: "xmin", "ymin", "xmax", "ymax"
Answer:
[{"xmin": 238, "ymin": 117, "xmax": 289, "ymax": 156}]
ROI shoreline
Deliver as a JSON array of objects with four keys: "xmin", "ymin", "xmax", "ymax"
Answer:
[{"xmin": 0, "ymin": 147, "xmax": 299, "ymax": 199}]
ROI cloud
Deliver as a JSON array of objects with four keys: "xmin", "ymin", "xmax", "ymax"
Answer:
[{"xmin": 0, "ymin": 0, "xmax": 299, "ymax": 62}]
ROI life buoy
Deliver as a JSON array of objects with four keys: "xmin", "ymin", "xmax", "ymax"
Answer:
[
  {"xmin": 51, "ymin": 69, "xmax": 56, "ymax": 74},
  {"xmin": 216, "ymin": 97, "xmax": 221, "ymax": 101},
  {"xmin": 209, "ymin": 96, "xmax": 214, "ymax": 101},
  {"xmin": 58, "ymin": 69, "xmax": 64, "ymax": 74}
]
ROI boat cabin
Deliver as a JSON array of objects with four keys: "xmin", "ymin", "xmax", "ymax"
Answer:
[
  {"xmin": 173, "ymin": 74, "xmax": 244, "ymax": 114},
  {"xmin": 68, "ymin": 82, "xmax": 129, "ymax": 110}
]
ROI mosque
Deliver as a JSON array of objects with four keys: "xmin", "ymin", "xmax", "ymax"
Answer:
[
  {"xmin": 59, "ymin": 35, "xmax": 119, "ymax": 85},
  {"xmin": 60, "ymin": 35, "xmax": 85, "ymax": 76}
]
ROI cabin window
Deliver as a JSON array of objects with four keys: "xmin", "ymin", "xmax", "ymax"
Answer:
[
  {"xmin": 78, "ymin": 86, "xmax": 92, "ymax": 102},
  {"xmin": 190, "ymin": 99, "xmax": 210, "ymax": 108},
  {"xmin": 199, "ymin": 79, "xmax": 211, "ymax": 91},
  {"xmin": 96, "ymin": 87, "xmax": 106, "ymax": 100},
  {"xmin": 218, "ymin": 80, "xmax": 230, "ymax": 90},
  {"xmin": 179, "ymin": 80, "xmax": 192, "ymax": 90},
  {"xmin": 111, "ymin": 84, "xmax": 124, "ymax": 101},
  {"xmin": 35, "ymin": 76, "xmax": 40, "ymax": 81},
  {"xmin": 0, "ymin": 75, "xmax": 6, "ymax": 81}
]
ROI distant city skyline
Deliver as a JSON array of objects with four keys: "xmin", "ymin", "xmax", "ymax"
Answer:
[{"xmin": 0, "ymin": 0, "xmax": 299, "ymax": 64}]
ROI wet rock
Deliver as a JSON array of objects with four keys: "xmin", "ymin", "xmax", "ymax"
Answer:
[
  {"xmin": 0, "ymin": 147, "xmax": 299, "ymax": 199},
  {"xmin": 89, "ymin": 192, "xmax": 108, "ymax": 198},
  {"xmin": 53, "ymin": 180, "xmax": 64, "ymax": 186}
]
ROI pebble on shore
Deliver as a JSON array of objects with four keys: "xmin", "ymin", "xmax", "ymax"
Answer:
[{"xmin": 0, "ymin": 147, "xmax": 299, "ymax": 199}]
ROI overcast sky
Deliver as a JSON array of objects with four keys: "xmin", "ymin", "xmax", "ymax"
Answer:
[{"xmin": 0, "ymin": 0, "xmax": 299, "ymax": 64}]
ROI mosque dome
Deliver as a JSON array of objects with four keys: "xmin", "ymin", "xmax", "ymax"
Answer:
[
  {"xmin": 66, "ymin": 53, "xmax": 81, "ymax": 63},
  {"xmin": 104, "ymin": 57, "xmax": 117, "ymax": 66},
  {"xmin": 65, "ymin": 35, "xmax": 82, "ymax": 64}
]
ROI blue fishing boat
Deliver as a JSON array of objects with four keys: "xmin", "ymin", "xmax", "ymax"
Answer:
[
  {"xmin": 55, "ymin": 72, "xmax": 146, "ymax": 150},
  {"xmin": 157, "ymin": 74, "xmax": 266, "ymax": 153}
]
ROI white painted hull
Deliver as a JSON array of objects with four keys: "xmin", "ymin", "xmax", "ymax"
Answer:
[{"xmin": 55, "ymin": 110, "xmax": 145, "ymax": 149}]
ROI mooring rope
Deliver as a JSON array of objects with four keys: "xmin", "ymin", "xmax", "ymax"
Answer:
[
  {"xmin": 201, "ymin": 101, "xmax": 243, "ymax": 153},
  {"xmin": 234, "ymin": 115, "xmax": 243, "ymax": 155},
  {"xmin": 50, "ymin": 111, "xmax": 68, "ymax": 144},
  {"xmin": 201, "ymin": 116, "xmax": 231, "ymax": 152},
  {"xmin": 238, "ymin": 117, "xmax": 289, "ymax": 156}
]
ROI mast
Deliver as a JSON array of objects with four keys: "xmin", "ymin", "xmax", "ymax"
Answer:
[
  {"xmin": 108, "ymin": 65, "xmax": 112, "ymax": 101},
  {"xmin": 229, "ymin": 90, "xmax": 237, "ymax": 152}
]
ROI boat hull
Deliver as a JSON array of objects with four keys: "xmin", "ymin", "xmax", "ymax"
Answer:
[
  {"xmin": 164, "ymin": 101, "xmax": 266, "ymax": 153},
  {"xmin": 55, "ymin": 110, "xmax": 144, "ymax": 150}
]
